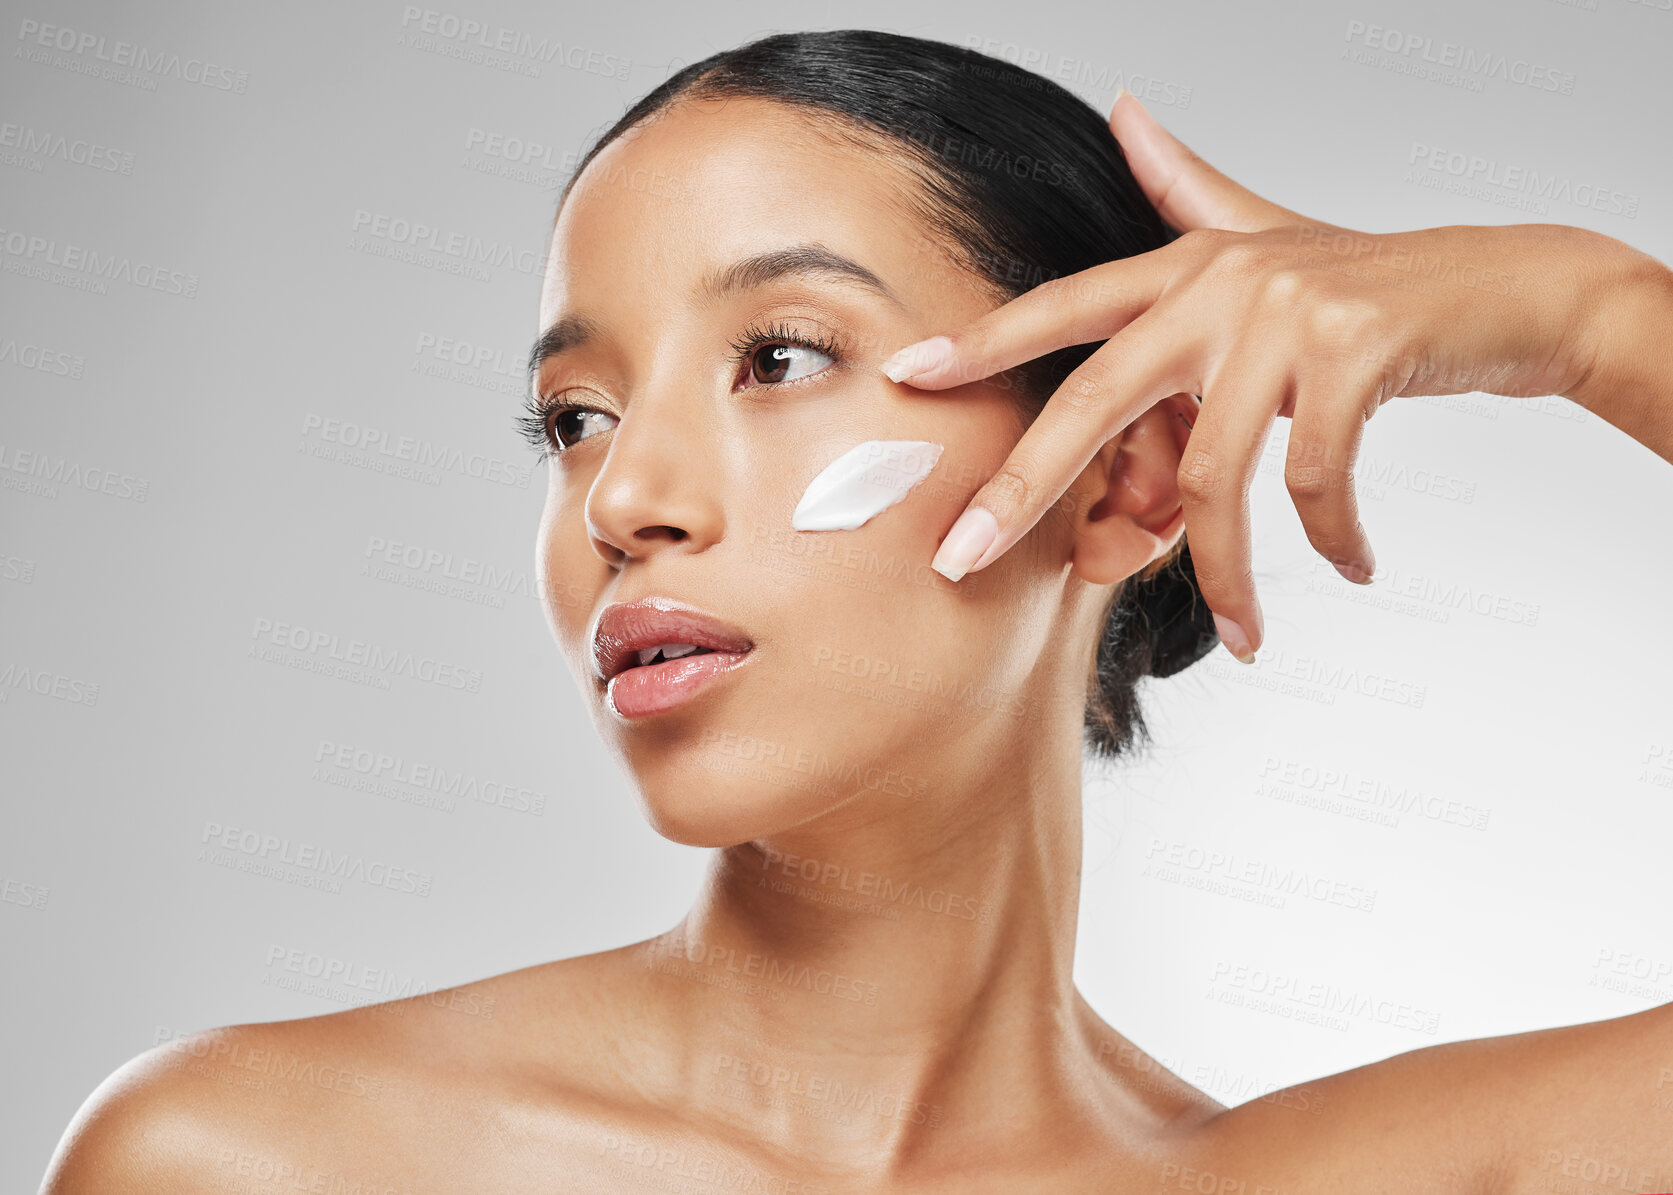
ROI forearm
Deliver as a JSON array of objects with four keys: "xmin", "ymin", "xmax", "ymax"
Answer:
[{"xmin": 1564, "ymin": 234, "xmax": 1673, "ymax": 465}]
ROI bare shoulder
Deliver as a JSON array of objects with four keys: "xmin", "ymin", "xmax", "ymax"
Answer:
[
  {"xmin": 39, "ymin": 940, "xmax": 668, "ymax": 1193},
  {"xmin": 1196, "ymin": 1001, "xmax": 1673, "ymax": 1194},
  {"xmin": 38, "ymin": 1012, "xmax": 402, "ymax": 1194},
  {"xmin": 1468, "ymin": 1000, "xmax": 1673, "ymax": 1190},
  {"xmin": 1085, "ymin": 1019, "xmax": 1229, "ymax": 1129}
]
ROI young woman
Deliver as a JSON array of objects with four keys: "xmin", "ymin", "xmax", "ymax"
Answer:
[{"xmin": 42, "ymin": 29, "xmax": 1673, "ymax": 1194}]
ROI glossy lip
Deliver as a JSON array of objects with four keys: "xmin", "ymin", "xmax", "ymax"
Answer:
[
  {"xmin": 606, "ymin": 648, "xmax": 755, "ymax": 720},
  {"xmin": 590, "ymin": 595, "xmax": 756, "ymax": 684}
]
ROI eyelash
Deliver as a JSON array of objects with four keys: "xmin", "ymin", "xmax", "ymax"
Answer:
[
  {"xmin": 725, "ymin": 318, "xmax": 843, "ymax": 376},
  {"xmin": 516, "ymin": 319, "xmax": 845, "ymax": 460}
]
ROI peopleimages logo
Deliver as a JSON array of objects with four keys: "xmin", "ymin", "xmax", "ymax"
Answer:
[
  {"xmin": 0, "ymin": 227, "xmax": 199, "ymax": 297},
  {"xmin": 313, "ymin": 739, "xmax": 547, "ymax": 815},
  {"xmin": 0, "ymin": 122, "xmax": 135, "ymax": 173},
  {"xmin": 0, "ymin": 443, "xmax": 149, "ymax": 501},
  {"xmin": 298, "ymin": 413, "xmax": 532, "ymax": 489},
  {"xmin": 0, "ymin": 660, "xmax": 100, "ymax": 706},
  {"xmin": 14, "ymin": 19, "xmax": 251, "ymax": 92},
  {"xmin": 350, "ymin": 210, "xmax": 544, "ymax": 277},
  {"xmin": 1408, "ymin": 142, "xmax": 1639, "ymax": 218},
  {"xmin": 396, "ymin": 7, "xmax": 630, "ymax": 79},
  {"xmin": 1343, "ymin": 20, "xmax": 1577, "ymax": 94},
  {"xmin": 199, "ymin": 821, "xmax": 433, "ymax": 897},
  {"xmin": 250, "ymin": 617, "xmax": 484, "ymax": 693},
  {"xmin": 0, "ymin": 338, "xmax": 86, "ymax": 378}
]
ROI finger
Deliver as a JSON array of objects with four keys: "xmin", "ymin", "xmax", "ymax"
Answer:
[
  {"xmin": 1174, "ymin": 353, "xmax": 1288, "ymax": 663},
  {"xmin": 1109, "ymin": 88, "xmax": 1307, "ymax": 235},
  {"xmin": 928, "ymin": 305, "xmax": 1196, "ymax": 583},
  {"xmin": 881, "ymin": 235, "xmax": 1196, "ymax": 390},
  {"xmin": 1283, "ymin": 375, "xmax": 1379, "ymax": 586}
]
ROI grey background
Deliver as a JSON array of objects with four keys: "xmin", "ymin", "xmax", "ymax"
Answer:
[{"xmin": 4, "ymin": 0, "xmax": 1671, "ymax": 1186}]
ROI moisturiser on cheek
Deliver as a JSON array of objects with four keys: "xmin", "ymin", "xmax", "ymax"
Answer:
[{"xmin": 791, "ymin": 440, "xmax": 944, "ymax": 531}]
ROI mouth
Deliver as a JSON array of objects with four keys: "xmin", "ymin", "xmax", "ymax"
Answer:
[{"xmin": 591, "ymin": 596, "xmax": 756, "ymax": 719}]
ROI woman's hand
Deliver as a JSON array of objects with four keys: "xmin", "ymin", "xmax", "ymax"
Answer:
[{"xmin": 887, "ymin": 89, "xmax": 1673, "ymax": 664}]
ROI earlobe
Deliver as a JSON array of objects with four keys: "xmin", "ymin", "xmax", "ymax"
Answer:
[
  {"xmin": 1071, "ymin": 512, "xmax": 1169, "ymax": 586},
  {"xmin": 1067, "ymin": 393, "xmax": 1197, "ymax": 586}
]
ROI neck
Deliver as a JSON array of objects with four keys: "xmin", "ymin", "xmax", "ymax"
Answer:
[{"xmin": 642, "ymin": 700, "xmax": 1114, "ymax": 1171}]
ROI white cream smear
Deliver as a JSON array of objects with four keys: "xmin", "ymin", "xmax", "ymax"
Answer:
[{"xmin": 791, "ymin": 440, "xmax": 944, "ymax": 531}]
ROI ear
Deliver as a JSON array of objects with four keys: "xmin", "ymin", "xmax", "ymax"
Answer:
[{"xmin": 1067, "ymin": 392, "xmax": 1198, "ymax": 586}]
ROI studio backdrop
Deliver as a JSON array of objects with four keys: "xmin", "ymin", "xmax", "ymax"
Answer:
[{"xmin": 3, "ymin": 0, "xmax": 1671, "ymax": 1188}]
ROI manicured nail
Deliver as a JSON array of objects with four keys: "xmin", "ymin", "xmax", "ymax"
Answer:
[
  {"xmin": 881, "ymin": 335, "xmax": 954, "ymax": 384},
  {"xmin": 1335, "ymin": 558, "xmax": 1375, "ymax": 586},
  {"xmin": 931, "ymin": 505, "xmax": 998, "ymax": 582},
  {"xmin": 1212, "ymin": 612, "xmax": 1256, "ymax": 664}
]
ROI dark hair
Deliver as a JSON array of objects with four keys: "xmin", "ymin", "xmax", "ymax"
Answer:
[{"xmin": 555, "ymin": 28, "xmax": 1220, "ymax": 761}]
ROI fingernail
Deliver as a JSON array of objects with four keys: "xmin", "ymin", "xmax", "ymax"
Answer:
[
  {"xmin": 1212, "ymin": 613, "xmax": 1256, "ymax": 665},
  {"xmin": 1333, "ymin": 539, "xmax": 1376, "ymax": 585},
  {"xmin": 932, "ymin": 505, "xmax": 998, "ymax": 582},
  {"xmin": 881, "ymin": 335, "xmax": 954, "ymax": 384},
  {"xmin": 1335, "ymin": 558, "xmax": 1375, "ymax": 586}
]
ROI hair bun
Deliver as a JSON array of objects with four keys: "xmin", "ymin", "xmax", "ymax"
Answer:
[{"xmin": 1126, "ymin": 538, "xmax": 1221, "ymax": 678}]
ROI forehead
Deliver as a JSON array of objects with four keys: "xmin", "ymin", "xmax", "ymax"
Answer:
[{"xmin": 537, "ymin": 96, "xmax": 942, "ymax": 322}]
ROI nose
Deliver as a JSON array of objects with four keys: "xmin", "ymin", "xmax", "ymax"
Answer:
[{"xmin": 583, "ymin": 391, "xmax": 726, "ymax": 568}]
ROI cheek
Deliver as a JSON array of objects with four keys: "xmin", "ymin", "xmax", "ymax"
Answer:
[
  {"xmin": 749, "ymin": 370, "xmax": 1024, "ymax": 519},
  {"xmin": 536, "ymin": 477, "xmax": 602, "ymax": 662},
  {"xmin": 733, "ymin": 386, "xmax": 1043, "ymax": 683},
  {"xmin": 790, "ymin": 440, "xmax": 943, "ymax": 532}
]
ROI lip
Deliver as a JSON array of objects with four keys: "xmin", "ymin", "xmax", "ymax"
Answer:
[{"xmin": 591, "ymin": 596, "xmax": 756, "ymax": 719}]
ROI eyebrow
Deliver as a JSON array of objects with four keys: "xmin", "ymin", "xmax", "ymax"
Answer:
[{"xmin": 525, "ymin": 243, "xmax": 901, "ymax": 386}]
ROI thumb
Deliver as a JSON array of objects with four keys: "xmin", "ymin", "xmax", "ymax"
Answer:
[{"xmin": 1109, "ymin": 88, "xmax": 1306, "ymax": 234}]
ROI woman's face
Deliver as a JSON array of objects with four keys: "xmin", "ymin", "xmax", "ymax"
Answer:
[{"xmin": 532, "ymin": 96, "xmax": 1104, "ymax": 846}]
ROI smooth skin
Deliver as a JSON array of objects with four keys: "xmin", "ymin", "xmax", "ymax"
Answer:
[
  {"xmin": 907, "ymin": 89, "xmax": 1673, "ymax": 662},
  {"xmin": 40, "ymin": 93, "xmax": 1673, "ymax": 1195}
]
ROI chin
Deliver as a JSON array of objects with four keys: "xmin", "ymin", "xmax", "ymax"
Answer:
[
  {"xmin": 633, "ymin": 782, "xmax": 819, "ymax": 849},
  {"xmin": 624, "ymin": 737, "xmax": 850, "ymax": 847}
]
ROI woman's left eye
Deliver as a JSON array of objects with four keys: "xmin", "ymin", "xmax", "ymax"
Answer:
[
  {"xmin": 742, "ymin": 341, "xmax": 835, "ymax": 388},
  {"xmin": 730, "ymin": 322, "xmax": 842, "ymax": 390}
]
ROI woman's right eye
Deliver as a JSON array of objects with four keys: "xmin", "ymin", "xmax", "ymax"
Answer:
[
  {"xmin": 552, "ymin": 408, "xmax": 617, "ymax": 452},
  {"xmin": 518, "ymin": 398, "xmax": 618, "ymax": 458}
]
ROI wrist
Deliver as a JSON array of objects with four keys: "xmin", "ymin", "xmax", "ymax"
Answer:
[{"xmin": 1561, "ymin": 232, "xmax": 1673, "ymax": 460}]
